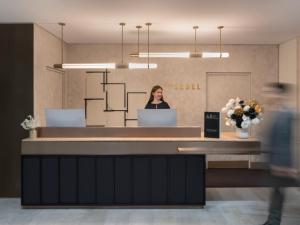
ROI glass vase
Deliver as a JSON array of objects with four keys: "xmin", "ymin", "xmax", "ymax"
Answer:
[
  {"xmin": 236, "ymin": 128, "xmax": 249, "ymax": 139},
  {"xmin": 29, "ymin": 129, "xmax": 37, "ymax": 138}
]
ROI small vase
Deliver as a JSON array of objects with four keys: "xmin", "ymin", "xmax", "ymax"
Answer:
[
  {"xmin": 236, "ymin": 128, "xmax": 249, "ymax": 139},
  {"xmin": 29, "ymin": 129, "xmax": 37, "ymax": 138}
]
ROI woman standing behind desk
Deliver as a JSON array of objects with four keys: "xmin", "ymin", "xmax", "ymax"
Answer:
[{"xmin": 145, "ymin": 85, "xmax": 170, "ymax": 109}]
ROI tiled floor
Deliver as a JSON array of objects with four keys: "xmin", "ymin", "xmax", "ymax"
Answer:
[{"xmin": 0, "ymin": 188, "xmax": 299, "ymax": 225}]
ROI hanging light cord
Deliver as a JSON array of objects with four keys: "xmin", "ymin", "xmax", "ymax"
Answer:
[
  {"xmin": 61, "ymin": 25, "xmax": 63, "ymax": 64},
  {"xmin": 218, "ymin": 26, "xmax": 224, "ymax": 58},
  {"xmin": 121, "ymin": 23, "xmax": 125, "ymax": 64},
  {"xmin": 194, "ymin": 28, "xmax": 197, "ymax": 53},
  {"xmin": 59, "ymin": 22, "xmax": 65, "ymax": 64},
  {"xmin": 220, "ymin": 27, "xmax": 221, "ymax": 58},
  {"xmin": 193, "ymin": 26, "xmax": 198, "ymax": 54},
  {"xmin": 146, "ymin": 23, "xmax": 151, "ymax": 69},
  {"xmin": 136, "ymin": 26, "xmax": 141, "ymax": 54}
]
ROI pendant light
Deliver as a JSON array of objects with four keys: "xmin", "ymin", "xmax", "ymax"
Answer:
[
  {"xmin": 53, "ymin": 23, "xmax": 116, "ymax": 69},
  {"xmin": 116, "ymin": 23, "xmax": 157, "ymax": 69},
  {"xmin": 201, "ymin": 26, "xmax": 230, "ymax": 58},
  {"xmin": 129, "ymin": 25, "xmax": 142, "ymax": 57},
  {"xmin": 116, "ymin": 23, "xmax": 128, "ymax": 69},
  {"xmin": 189, "ymin": 26, "xmax": 201, "ymax": 58}
]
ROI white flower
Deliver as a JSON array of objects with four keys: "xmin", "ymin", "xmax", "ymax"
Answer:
[
  {"xmin": 235, "ymin": 97, "xmax": 241, "ymax": 104},
  {"xmin": 221, "ymin": 107, "xmax": 227, "ymax": 113},
  {"xmin": 21, "ymin": 122, "xmax": 28, "ymax": 130},
  {"xmin": 225, "ymin": 99, "xmax": 235, "ymax": 109},
  {"xmin": 242, "ymin": 115, "xmax": 249, "ymax": 121},
  {"xmin": 227, "ymin": 109, "xmax": 234, "ymax": 117},
  {"xmin": 228, "ymin": 98, "xmax": 235, "ymax": 105},
  {"xmin": 226, "ymin": 103, "xmax": 232, "ymax": 109},
  {"xmin": 241, "ymin": 120, "xmax": 251, "ymax": 129},
  {"xmin": 20, "ymin": 115, "xmax": 38, "ymax": 130},
  {"xmin": 243, "ymin": 105, "xmax": 250, "ymax": 111},
  {"xmin": 251, "ymin": 118, "xmax": 260, "ymax": 125},
  {"xmin": 225, "ymin": 120, "xmax": 231, "ymax": 126}
]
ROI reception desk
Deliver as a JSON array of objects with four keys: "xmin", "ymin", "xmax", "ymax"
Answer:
[{"xmin": 21, "ymin": 127, "xmax": 261, "ymax": 208}]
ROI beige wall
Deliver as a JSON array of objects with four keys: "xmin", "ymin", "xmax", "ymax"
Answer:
[
  {"xmin": 279, "ymin": 39, "xmax": 297, "ymax": 84},
  {"xmin": 65, "ymin": 44, "xmax": 278, "ymax": 128},
  {"xmin": 33, "ymin": 24, "xmax": 67, "ymax": 125}
]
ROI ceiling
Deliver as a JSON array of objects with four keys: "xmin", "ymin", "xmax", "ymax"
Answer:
[{"xmin": 1, "ymin": 0, "xmax": 300, "ymax": 44}]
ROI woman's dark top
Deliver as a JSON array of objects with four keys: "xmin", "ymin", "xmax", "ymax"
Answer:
[{"xmin": 145, "ymin": 101, "xmax": 170, "ymax": 109}]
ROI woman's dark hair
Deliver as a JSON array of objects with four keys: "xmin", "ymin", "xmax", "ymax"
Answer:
[
  {"xmin": 148, "ymin": 85, "xmax": 164, "ymax": 103},
  {"xmin": 265, "ymin": 82, "xmax": 292, "ymax": 94}
]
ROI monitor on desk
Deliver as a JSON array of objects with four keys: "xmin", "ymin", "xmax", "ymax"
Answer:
[
  {"xmin": 137, "ymin": 109, "xmax": 177, "ymax": 127},
  {"xmin": 45, "ymin": 109, "xmax": 86, "ymax": 127}
]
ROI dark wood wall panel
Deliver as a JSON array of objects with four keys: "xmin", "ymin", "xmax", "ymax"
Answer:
[
  {"xmin": 96, "ymin": 157, "xmax": 115, "ymax": 204},
  {"xmin": 21, "ymin": 156, "xmax": 40, "ymax": 205},
  {"xmin": 115, "ymin": 157, "xmax": 132, "ymax": 204},
  {"xmin": 41, "ymin": 156, "xmax": 59, "ymax": 204},
  {"xmin": 60, "ymin": 156, "xmax": 77, "ymax": 204},
  {"xmin": 133, "ymin": 157, "xmax": 150, "ymax": 204},
  {"xmin": 22, "ymin": 155, "xmax": 206, "ymax": 206},
  {"xmin": 0, "ymin": 24, "xmax": 34, "ymax": 197},
  {"xmin": 151, "ymin": 157, "xmax": 168, "ymax": 204},
  {"xmin": 168, "ymin": 157, "xmax": 186, "ymax": 204},
  {"xmin": 78, "ymin": 157, "xmax": 96, "ymax": 204}
]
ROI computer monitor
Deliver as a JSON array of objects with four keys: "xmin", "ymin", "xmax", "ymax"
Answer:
[
  {"xmin": 137, "ymin": 109, "xmax": 177, "ymax": 127},
  {"xmin": 45, "ymin": 109, "xmax": 86, "ymax": 127}
]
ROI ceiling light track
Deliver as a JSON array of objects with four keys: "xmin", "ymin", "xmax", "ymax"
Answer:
[
  {"xmin": 52, "ymin": 23, "xmax": 230, "ymax": 71},
  {"xmin": 53, "ymin": 22, "xmax": 157, "ymax": 70},
  {"xmin": 53, "ymin": 23, "xmax": 116, "ymax": 70},
  {"xmin": 130, "ymin": 25, "xmax": 229, "ymax": 59}
]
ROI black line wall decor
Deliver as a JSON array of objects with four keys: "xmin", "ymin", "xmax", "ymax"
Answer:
[{"xmin": 85, "ymin": 70, "xmax": 147, "ymax": 126}]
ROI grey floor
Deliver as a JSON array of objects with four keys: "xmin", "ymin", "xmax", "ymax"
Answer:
[{"xmin": 1, "ymin": 188, "xmax": 300, "ymax": 225}]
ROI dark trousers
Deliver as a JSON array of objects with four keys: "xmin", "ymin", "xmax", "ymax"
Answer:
[
  {"xmin": 267, "ymin": 186, "xmax": 284, "ymax": 225},
  {"xmin": 266, "ymin": 176, "xmax": 295, "ymax": 225}
]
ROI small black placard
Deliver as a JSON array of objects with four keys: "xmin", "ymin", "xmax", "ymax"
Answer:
[{"xmin": 204, "ymin": 112, "xmax": 220, "ymax": 138}]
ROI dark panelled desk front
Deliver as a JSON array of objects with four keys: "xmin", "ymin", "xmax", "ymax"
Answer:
[{"xmin": 22, "ymin": 155, "xmax": 205, "ymax": 206}]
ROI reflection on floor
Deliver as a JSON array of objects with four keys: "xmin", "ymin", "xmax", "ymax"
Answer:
[{"xmin": 0, "ymin": 188, "xmax": 299, "ymax": 225}]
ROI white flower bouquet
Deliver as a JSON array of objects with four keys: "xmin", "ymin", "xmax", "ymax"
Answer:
[
  {"xmin": 221, "ymin": 97, "xmax": 263, "ymax": 129},
  {"xmin": 21, "ymin": 115, "xmax": 38, "ymax": 130}
]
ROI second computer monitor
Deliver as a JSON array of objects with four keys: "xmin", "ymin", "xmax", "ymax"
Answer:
[{"xmin": 137, "ymin": 109, "xmax": 177, "ymax": 127}]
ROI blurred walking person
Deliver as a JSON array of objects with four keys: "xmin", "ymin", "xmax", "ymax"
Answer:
[{"xmin": 262, "ymin": 83, "xmax": 299, "ymax": 225}]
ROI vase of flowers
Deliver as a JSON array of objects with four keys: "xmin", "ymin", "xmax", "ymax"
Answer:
[
  {"xmin": 221, "ymin": 97, "xmax": 263, "ymax": 138},
  {"xmin": 21, "ymin": 115, "xmax": 39, "ymax": 138}
]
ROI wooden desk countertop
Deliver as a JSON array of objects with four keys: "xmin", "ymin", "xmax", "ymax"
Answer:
[
  {"xmin": 22, "ymin": 132, "xmax": 259, "ymax": 142},
  {"xmin": 22, "ymin": 131, "xmax": 261, "ymax": 155}
]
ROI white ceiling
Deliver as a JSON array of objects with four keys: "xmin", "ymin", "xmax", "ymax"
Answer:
[{"xmin": 1, "ymin": 0, "xmax": 300, "ymax": 44}]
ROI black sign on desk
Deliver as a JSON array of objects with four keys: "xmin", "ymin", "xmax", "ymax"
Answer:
[{"xmin": 204, "ymin": 112, "xmax": 220, "ymax": 138}]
